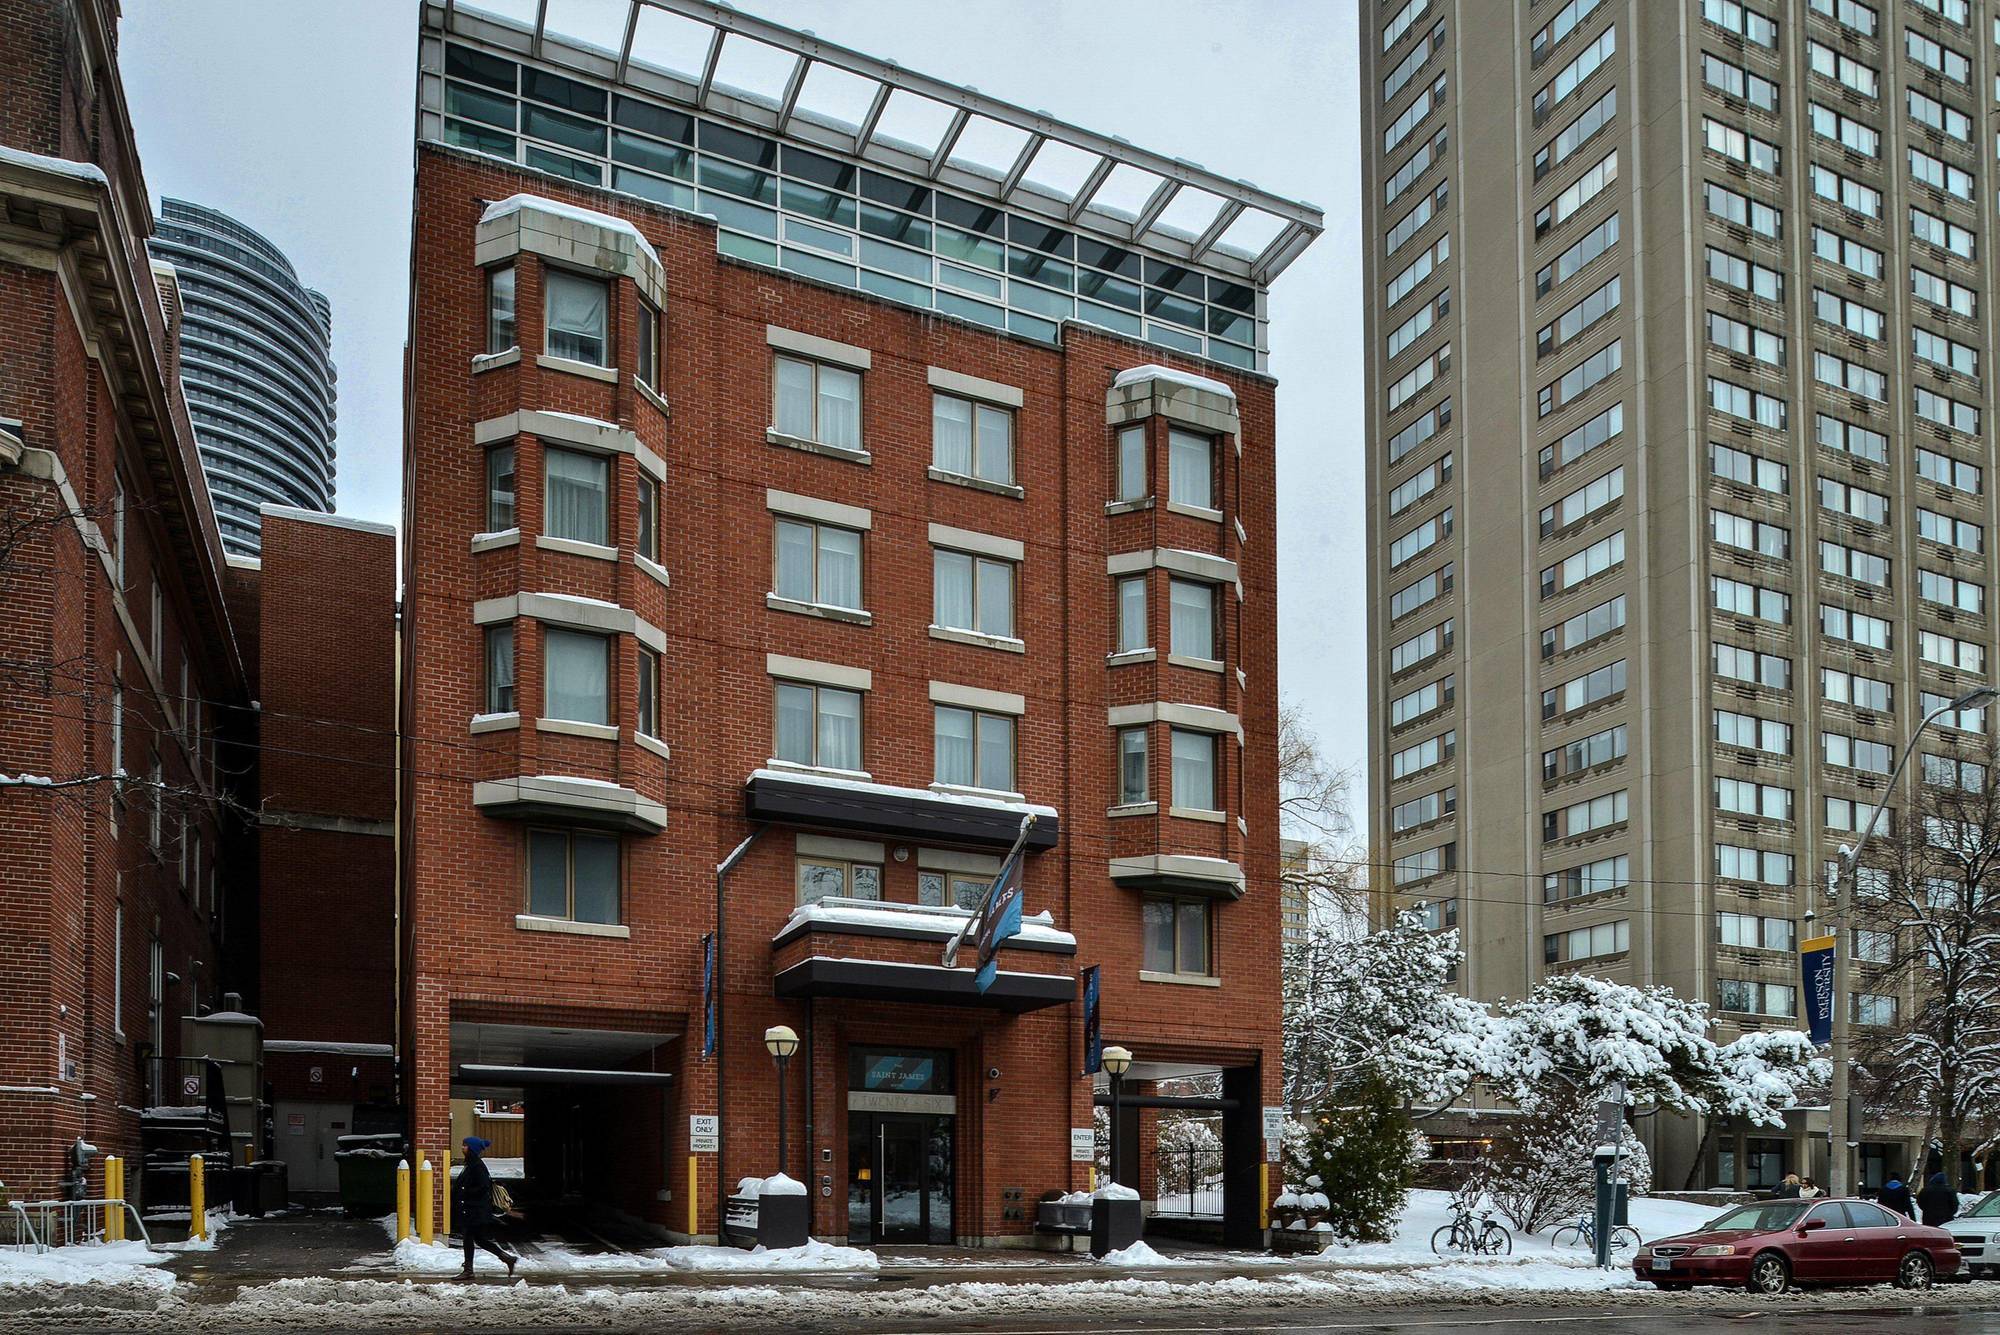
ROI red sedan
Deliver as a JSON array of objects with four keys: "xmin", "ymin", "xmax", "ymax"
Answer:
[{"xmin": 1634, "ymin": 1198, "xmax": 1962, "ymax": 1294}]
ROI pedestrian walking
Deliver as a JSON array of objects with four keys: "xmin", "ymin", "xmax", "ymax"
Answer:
[
  {"xmin": 1918, "ymin": 1171, "xmax": 1959, "ymax": 1227},
  {"xmin": 1879, "ymin": 1176, "xmax": 1916, "ymax": 1220},
  {"xmin": 453, "ymin": 1135, "xmax": 519, "ymax": 1279}
]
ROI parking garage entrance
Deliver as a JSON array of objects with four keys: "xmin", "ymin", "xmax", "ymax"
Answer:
[{"xmin": 448, "ymin": 1015, "xmax": 678, "ymax": 1231}]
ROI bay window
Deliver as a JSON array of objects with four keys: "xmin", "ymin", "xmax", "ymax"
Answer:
[
  {"xmin": 1169, "ymin": 578, "xmax": 1218, "ymax": 660},
  {"xmin": 1168, "ymin": 428, "xmax": 1214, "ymax": 510},
  {"xmin": 544, "ymin": 268, "xmax": 610, "ymax": 365},
  {"xmin": 1171, "ymin": 728, "xmax": 1219, "ymax": 812},
  {"xmin": 544, "ymin": 628, "xmax": 610, "ymax": 724},
  {"xmin": 544, "ymin": 447, "xmax": 609, "ymax": 546}
]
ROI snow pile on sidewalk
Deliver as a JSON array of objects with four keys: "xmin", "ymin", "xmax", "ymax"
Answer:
[
  {"xmin": 146, "ymin": 1204, "xmax": 234, "ymax": 1253},
  {"xmin": 1096, "ymin": 1240, "xmax": 1184, "ymax": 1267},
  {"xmin": 373, "ymin": 1213, "xmax": 878, "ymax": 1275},
  {"xmin": 0, "ymin": 1240, "xmax": 173, "ymax": 1292},
  {"xmin": 650, "ymin": 1239, "xmax": 878, "ymax": 1272}
]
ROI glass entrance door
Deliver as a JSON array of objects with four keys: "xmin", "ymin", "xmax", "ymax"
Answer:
[{"xmin": 847, "ymin": 1111, "xmax": 954, "ymax": 1244}]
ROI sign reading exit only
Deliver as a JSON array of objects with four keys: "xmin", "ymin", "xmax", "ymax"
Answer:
[{"xmin": 689, "ymin": 1114, "xmax": 719, "ymax": 1153}]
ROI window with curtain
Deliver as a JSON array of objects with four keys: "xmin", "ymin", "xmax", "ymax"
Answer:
[
  {"xmin": 527, "ymin": 828, "xmax": 620, "ymax": 924},
  {"xmin": 485, "ymin": 445, "xmax": 516, "ymax": 531},
  {"xmin": 487, "ymin": 265, "xmax": 516, "ymax": 354},
  {"xmin": 774, "ymin": 681, "xmax": 863, "ymax": 770},
  {"xmin": 637, "ymin": 647, "xmax": 659, "ymax": 737},
  {"xmin": 934, "ymin": 705, "xmax": 1015, "ymax": 791},
  {"xmin": 773, "ymin": 355, "xmax": 863, "ymax": 448},
  {"xmin": 545, "ymin": 447, "xmax": 609, "ymax": 546},
  {"xmin": 796, "ymin": 858, "xmax": 882, "ymax": 905},
  {"xmin": 1169, "ymin": 579, "xmax": 1217, "ymax": 659},
  {"xmin": 637, "ymin": 473, "xmax": 659, "ymax": 562},
  {"xmin": 933, "ymin": 549, "xmax": 1014, "ymax": 638},
  {"xmin": 1116, "ymin": 424, "xmax": 1147, "ymax": 501},
  {"xmin": 773, "ymin": 518, "xmax": 863, "ymax": 609},
  {"xmin": 1118, "ymin": 727, "xmax": 1149, "ymax": 803},
  {"xmin": 932, "ymin": 392, "xmax": 1014, "ymax": 484},
  {"xmin": 483, "ymin": 623, "xmax": 515, "ymax": 714},
  {"xmin": 1142, "ymin": 895, "xmax": 1210, "ymax": 976},
  {"xmin": 1169, "ymin": 428, "xmax": 1214, "ymax": 510},
  {"xmin": 544, "ymin": 628, "xmax": 610, "ymax": 724},
  {"xmin": 1171, "ymin": 728, "xmax": 1218, "ymax": 811},
  {"xmin": 1117, "ymin": 576, "xmax": 1149, "ymax": 652},
  {"xmin": 544, "ymin": 269, "xmax": 610, "ymax": 365}
]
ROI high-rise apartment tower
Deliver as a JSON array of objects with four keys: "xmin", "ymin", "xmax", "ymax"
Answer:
[{"xmin": 1361, "ymin": 0, "xmax": 1999, "ymax": 1187}]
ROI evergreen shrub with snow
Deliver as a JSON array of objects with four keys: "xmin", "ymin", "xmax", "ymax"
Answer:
[{"xmin": 1280, "ymin": 1078, "xmax": 1419, "ymax": 1244}]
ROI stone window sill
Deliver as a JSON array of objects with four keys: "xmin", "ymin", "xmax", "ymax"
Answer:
[
  {"xmin": 472, "ymin": 347, "xmax": 521, "ymax": 373},
  {"xmin": 515, "ymin": 914, "xmax": 630, "ymax": 940},
  {"xmin": 927, "ymin": 466, "xmax": 1024, "ymax": 500},
  {"xmin": 538, "ymin": 353, "xmax": 618, "ymax": 383},
  {"xmin": 767, "ymin": 428, "xmax": 871, "ymax": 465},
  {"xmin": 1106, "ymin": 648, "xmax": 1156, "ymax": 666},
  {"xmin": 769, "ymin": 593, "xmax": 873, "ymax": 625},
  {"xmin": 635, "ymin": 378, "xmax": 671, "ymax": 417},
  {"xmin": 632, "ymin": 730, "xmax": 671, "ymax": 761},
  {"xmin": 930, "ymin": 781, "xmax": 1029, "ymax": 803},
  {"xmin": 471, "ymin": 529, "xmax": 521, "ymax": 553},
  {"xmin": 929, "ymin": 624, "xmax": 1025, "ymax": 653},
  {"xmin": 635, "ymin": 553, "xmax": 672, "ymax": 588},
  {"xmin": 469, "ymin": 712, "xmax": 521, "ymax": 734},
  {"xmin": 1169, "ymin": 805, "xmax": 1228, "ymax": 823},
  {"xmin": 1168, "ymin": 653, "xmax": 1226, "ymax": 673},
  {"xmin": 536, "ymin": 535, "xmax": 618, "ymax": 561},
  {"xmin": 1166, "ymin": 501, "xmax": 1225, "ymax": 523},
  {"xmin": 1138, "ymin": 970, "xmax": 1220, "ymax": 988},
  {"xmin": 1105, "ymin": 497, "xmax": 1154, "ymax": 516},
  {"xmin": 1106, "ymin": 801, "xmax": 1157, "ymax": 818},
  {"xmin": 537, "ymin": 718, "xmax": 619, "ymax": 740},
  {"xmin": 766, "ymin": 758, "xmax": 874, "ymax": 783}
]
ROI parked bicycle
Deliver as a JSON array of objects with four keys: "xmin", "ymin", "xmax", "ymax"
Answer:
[
  {"xmin": 1551, "ymin": 1213, "xmax": 1642, "ymax": 1254},
  {"xmin": 1431, "ymin": 1202, "xmax": 1513, "ymax": 1256}
]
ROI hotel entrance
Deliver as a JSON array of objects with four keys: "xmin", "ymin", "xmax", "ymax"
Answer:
[{"xmin": 845, "ymin": 1047, "xmax": 954, "ymax": 1245}]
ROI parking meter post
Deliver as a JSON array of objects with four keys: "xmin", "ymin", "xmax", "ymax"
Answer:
[{"xmin": 1592, "ymin": 1148, "xmax": 1615, "ymax": 1268}]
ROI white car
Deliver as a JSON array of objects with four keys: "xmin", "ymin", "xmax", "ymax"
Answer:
[{"xmin": 1945, "ymin": 1191, "xmax": 2000, "ymax": 1279}]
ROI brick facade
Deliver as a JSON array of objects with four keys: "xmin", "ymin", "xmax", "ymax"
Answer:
[
  {"xmin": 0, "ymin": 0, "xmax": 244, "ymax": 1201},
  {"xmin": 403, "ymin": 141, "xmax": 1285, "ymax": 1244}
]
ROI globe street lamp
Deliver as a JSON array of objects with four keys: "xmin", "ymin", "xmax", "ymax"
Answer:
[
  {"xmin": 765, "ymin": 1024, "xmax": 800, "ymax": 1177},
  {"xmin": 1101, "ymin": 1045, "xmax": 1133, "ymax": 1187}
]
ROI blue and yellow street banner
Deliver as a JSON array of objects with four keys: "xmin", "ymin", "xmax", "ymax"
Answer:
[{"xmin": 1800, "ymin": 933, "xmax": 1836, "ymax": 1046}]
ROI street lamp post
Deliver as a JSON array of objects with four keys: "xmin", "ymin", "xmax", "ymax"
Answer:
[
  {"xmin": 764, "ymin": 1024, "xmax": 800, "ymax": 1177},
  {"xmin": 1825, "ymin": 685, "xmax": 1996, "ymax": 1197},
  {"xmin": 1101, "ymin": 1045, "xmax": 1133, "ymax": 1187}
]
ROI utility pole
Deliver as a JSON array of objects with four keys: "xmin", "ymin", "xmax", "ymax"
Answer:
[{"xmin": 1826, "ymin": 685, "xmax": 1995, "ymax": 1197}]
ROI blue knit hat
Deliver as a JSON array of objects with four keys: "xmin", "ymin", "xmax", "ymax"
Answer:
[{"xmin": 463, "ymin": 1136, "xmax": 491, "ymax": 1154}]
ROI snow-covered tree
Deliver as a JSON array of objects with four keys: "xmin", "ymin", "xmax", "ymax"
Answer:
[
  {"xmin": 1282, "ymin": 909, "xmax": 1497, "ymax": 1110},
  {"xmin": 1851, "ymin": 738, "xmax": 2000, "ymax": 1183}
]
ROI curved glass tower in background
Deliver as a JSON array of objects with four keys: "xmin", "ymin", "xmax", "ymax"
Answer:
[{"xmin": 151, "ymin": 198, "xmax": 337, "ymax": 556}]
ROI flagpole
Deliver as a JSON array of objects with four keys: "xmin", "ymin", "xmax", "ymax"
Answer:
[{"xmin": 942, "ymin": 812, "xmax": 1035, "ymax": 968}]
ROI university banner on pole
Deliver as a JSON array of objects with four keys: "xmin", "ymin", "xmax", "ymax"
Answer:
[
  {"xmin": 1081, "ymin": 965, "xmax": 1102, "ymax": 1075},
  {"xmin": 940, "ymin": 813, "xmax": 1036, "ymax": 992},
  {"xmin": 1801, "ymin": 933, "xmax": 1836, "ymax": 1047}
]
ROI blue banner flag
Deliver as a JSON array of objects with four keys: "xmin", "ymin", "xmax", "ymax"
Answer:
[
  {"xmin": 701, "ymin": 931, "xmax": 717, "ymax": 1058},
  {"xmin": 1801, "ymin": 933, "xmax": 1835, "ymax": 1047},
  {"xmin": 1081, "ymin": 965, "xmax": 1102, "ymax": 1075},
  {"xmin": 972, "ymin": 844, "xmax": 1027, "ymax": 993}
]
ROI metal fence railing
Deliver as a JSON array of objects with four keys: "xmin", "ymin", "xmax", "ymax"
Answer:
[
  {"xmin": 1153, "ymin": 1143, "xmax": 1225, "ymax": 1217},
  {"xmin": 7, "ymin": 1200, "xmax": 152, "ymax": 1253}
]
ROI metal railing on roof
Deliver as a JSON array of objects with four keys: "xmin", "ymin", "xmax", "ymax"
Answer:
[{"xmin": 427, "ymin": 0, "xmax": 1323, "ymax": 286}]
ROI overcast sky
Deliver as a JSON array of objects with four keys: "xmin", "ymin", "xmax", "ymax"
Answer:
[{"xmin": 121, "ymin": 0, "xmax": 1368, "ymax": 802}]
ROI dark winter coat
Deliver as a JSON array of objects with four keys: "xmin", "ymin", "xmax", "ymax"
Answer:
[
  {"xmin": 1767, "ymin": 1182, "xmax": 1800, "ymax": 1199},
  {"xmin": 454, "ymin": 1152, "xmax": 496, "ymax": 1227},
  {"xmin": 1918, "ymin": 1173, "xmax": 1958, "ymax": 1227},
  {"xmin": 1879, "ymin": 1180, "xmax": 1916, "ymax": 1219}
]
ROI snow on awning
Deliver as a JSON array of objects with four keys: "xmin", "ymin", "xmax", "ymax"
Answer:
[
  {"xmin": 745, "ymin": 767, "xmax": 1060, "ymax": 852},
  {"xmin": 774, "ymin": 895, "xmax": 1076, "ymax": 952}
]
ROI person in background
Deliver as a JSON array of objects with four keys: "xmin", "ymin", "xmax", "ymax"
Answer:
[
  {"xmin": 1879, "ymin": 1175, "xmax": 1917, "ymax": 1220},
  {"xmin": 452, "ymin": 1135, "xmax": 519, "ymax": 1279},
  {"xmin": 1767, "ymin": 1173, "xmax": 1802, "ymax": 1200},
  {"xmin": 1918, "ymin": 1170, "xmax": 1959, "ymax": 1227},
  {"xmin": 1798, "ymin": 1177, "xmax": 1822, "ymax": 1200}
]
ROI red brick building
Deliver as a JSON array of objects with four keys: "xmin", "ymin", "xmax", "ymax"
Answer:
[
  {"xmin": 0, "ymin": 0, "xmax": 244, "ymax": 1197},
  {"xmin": 402, "ymin": 0, "xmax": 1319, "ymax": 1246}
]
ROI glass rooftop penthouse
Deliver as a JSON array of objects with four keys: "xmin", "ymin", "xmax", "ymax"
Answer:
[{"xmin": 418, "ymin": 0, "xmax": 1323, "ymax": 371}]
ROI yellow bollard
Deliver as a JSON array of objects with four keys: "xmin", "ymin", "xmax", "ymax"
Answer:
[
  {"xmin": 1259, "ymin": 1161, "xmax": 1270, "ymax": 1232},
  {"xmin": 440, "ymin": 1147, "xmax": 452, "ymax": 1241},
  {"xmin": 105, "ymin": 1156, "xmax": 123, "ymax": 1242},
  {"xmin": 395, "ymin": 1159, "xmax": 411, "ymax": 1243},
  {"xmin": 416, "ymin": 1156, "xmax": 434, "ymax": 1245},
  {"xmin": 687, "ymin": 1154, "xmax": 697, "ymax": 1240},
  {"xmin": 189, "ymin": 1155, "xmax": 207, "ymax": 1242}
]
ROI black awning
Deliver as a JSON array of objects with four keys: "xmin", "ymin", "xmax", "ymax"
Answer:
[
  {"xmin": 773, "ymin": 958, "xmax": 1073, "ymax": 1014},
  {"xmin": 745, "ymin": 773, "xmax": 1060, "ymax": 851},
  {"xmin": 453, "ymin": 1064, "xmax": 675, "ymax": 1087}
]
